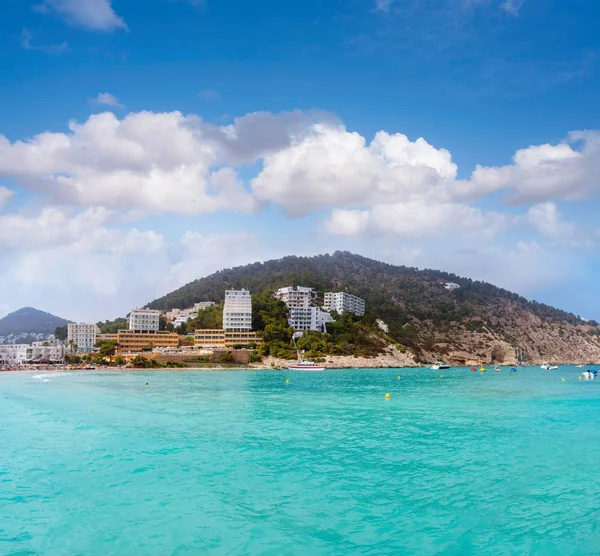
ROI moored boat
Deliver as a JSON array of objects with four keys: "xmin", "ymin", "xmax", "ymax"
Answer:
[
  {"xmin": 431, "ymin": 362, "xmax": 451, "ymax": 370},
  {"xmin": 288, "ymin": 360, "xmax": 326, "ymax": 371}
]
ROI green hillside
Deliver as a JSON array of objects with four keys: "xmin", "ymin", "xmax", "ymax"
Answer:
[{"xmin": 146, "ymin": 252, "xmax": 597, "ymax": 361}]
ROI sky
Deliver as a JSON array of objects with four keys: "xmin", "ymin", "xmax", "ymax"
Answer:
[{"xmin": 0, "ymin": 0, "xmax": 599, "ymax": 323}]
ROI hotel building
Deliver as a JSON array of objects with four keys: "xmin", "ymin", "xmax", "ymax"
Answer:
[
  {"xmin": 129, "ymin": 309, "xmax": 161, "ymax": 332},
  {"xmin": 68, "ymin": 323, "xmax": 101, "ymax": 354},
  {"xmin": 223, "ymin": 290, "xmax": 252, "ymax": 331},
  {"xmin": 116, "ymin": 331, "xmax": 179, "ymax": 353},
  {"xmin": 194, "ymin": 329, "xmax": 262, "ymax": 348},
  {"xmin": 323, "ymin": 292, "xmax": 366, "ymax": 317}
]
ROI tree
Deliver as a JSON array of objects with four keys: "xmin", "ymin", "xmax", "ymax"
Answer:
[
  {"xmin": 97, "ymin": 341, "xmax": 117, "ymax": 360},
  {"xmin": 114, "ymin": 355, "xmax": 124, "ymax": 366},
  {"xmin": 68, "ymin": 340, "xmax": 77, "ymax": 355},
  {"xmin": 54, "ymin": 325, "xmax": 68, "ymax": 341}
]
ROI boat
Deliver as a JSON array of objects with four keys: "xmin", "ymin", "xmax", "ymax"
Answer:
[
  {"xmin": 479, "ymin": 366, "xmax": 486, "ymax": 372},
  {"xmin": 548, "ymin": 365, "xmax": 558, "ymax": 371},
  {"xmin": 577, "ymin": 364, "xmax": 584, "ymax": 368},
  {"xmin": 470, "ymin": 366, "xmax": 477, "ymax": 372},
  {"xmin": 583, "ymin": 370, "xmax": 596, "ymax": 380},
  {"xmin": 540, "ymin": 362, "xmax": 550, "ymax": 370},
  {"xmin": 493, "ymin": 367, "xmax": 500, "ymax": 372},
  {"xmin": 431, "ymin": 362, "xmax": 451, "ymax": 370},
  {"xmin": 510, "ymin": 367, "xmax": 517, "ymax": 373},
  {"xmin": 288, "ymin": 360, "xmax": 326, "ymax": 371}
]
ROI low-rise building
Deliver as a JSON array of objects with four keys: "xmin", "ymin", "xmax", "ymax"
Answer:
[
  {"xmin": 323, "ymin": 292, "xmax": 365, "ymax": 317},
  {"xmin": 116, "ymin": 331, "xmax": 179, "ymax": 353},
  {"xmin": 194, "ymin": 329, "xmax": 262, "ymax": 348},
  {"xmin": 0, "ymin": 343, "xmax": 65, "ymax": 365},
  {"xmin": 97, "ymin": 333, "xmax": 119, "ymax": 343},
  {"xmin": 129, "ymin": 309, "xmax": 161, "ymax": 332},
  {"xmin": 68, "ymin": 323, "xmax": 101, "ymax": 354}
]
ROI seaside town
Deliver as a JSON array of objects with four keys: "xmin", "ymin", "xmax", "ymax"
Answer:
[{"xmin": 0, "ymin": 288, "xmax": 366, "ymax": 370}]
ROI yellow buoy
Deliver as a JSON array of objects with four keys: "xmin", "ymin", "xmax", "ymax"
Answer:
[
  {"xmin": 285, "ymin": 379, "xmax": 290, "ymax": 383},
  {"xmin": 397, "ymin": 376, "xmax": 401, "ymax": 380},
  {"xmin": 145, "ymin": 382, "xmax": 148, "ymax": 385},
  {"xmin": 562, "ymin": 378, "xmax": 565, "ymax": 382},
  {"xmin": 440, "ymin": 375, "xmax": 444, "ymax": 378},
  {"xmin": 385, "ymin": 393, "xmax": 391, "ymax": 399},
  {"xmin": 578, "ymin": 376, "xmax": 582, "ymax": 381},
  {"xmin": 89, "ymin": 409, "xmax": 92, "ymax": 412}
]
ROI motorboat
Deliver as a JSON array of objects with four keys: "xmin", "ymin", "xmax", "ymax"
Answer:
[
  {"xmin": 583, "ymin": 370, "xmax": 598, "ymax": 380},
  {"xmin": 493, "ymin": 367, "xmax": 501, "ymax": 372},
  {"xmin": 288, "ymin": 360, "xmax": 326, "ymax": 371},
  {"xmin": 549, "ymin": 365, "xmax": 558, "ymax": 371},
  {"xmin": 431, "ymin": 362, "xmax": 451, "ymax": 370},
  {"xmin": 540, "ymin": 362, "xmax": 550, "ymax": 370}
]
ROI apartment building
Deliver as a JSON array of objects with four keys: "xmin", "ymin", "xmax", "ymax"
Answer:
[
  {"xmin": 68, "ymin": 323, "xmax": 101, "ymax": 354},
  {"xmin": 129, "ymin": 309, "xmax": 160, "ymax": 332},
  {"xmin": 97, "ymin": 333, "xmax": 119, "ymax": 343},
  {"xmin": 223, "ymin": 290, "xmax": 252, "ymax": 331},
  {"xmin": 275, "ymin": 286, "xmax": 314, "ymax": 308},
  {"xmin": 323, "ymin": 292, "xmax": 366, "ymax": 317},
  {"xmin": 288, "ymin": 306, "xmax": 335, "ymax": 332}
]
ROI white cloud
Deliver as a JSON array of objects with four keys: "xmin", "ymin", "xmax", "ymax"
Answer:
[
  {"xmin": 21, "ymin": 29, "xmax": 68, "ymax": 55},
  {"xmin": 94, "ymin": 92, "xmax": 123, "ymax": 107},
  {"xmin": 525, "ymin": 202, "xmax": 576, "ymax": 240},
  {"xmin": 252, "ymin": 123, "xmax": 457, "ymax": 216},
  {"xmin": 325, "ymin": 200, "xmax": 504, "ymax": 238},
  {"xmin": 456, "ymin": 131, "xmax": 600, "ymax": 204},
  {"xmin": 0, "ymin": 111, "xmax": 260, "ymax": 215},
  {"xmin": 41, "ymin": 0, "xmax": 127, "ymax": 32}
]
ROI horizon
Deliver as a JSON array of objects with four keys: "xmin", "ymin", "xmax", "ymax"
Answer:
[{"xmin": 1, "ymin": 0, "xmax": 599, "ymax": 321}]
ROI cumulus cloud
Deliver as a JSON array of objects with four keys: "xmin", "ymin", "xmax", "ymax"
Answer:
[
  {"xmin": 252, "ymin": 123, "xmax": 457, "ymax": 216},
  {"xmin": 94, "ymin": 92, "xmax": 123, "ymax": 107},
  {"xmin": 456, "ymin": 131, "xmax": 600, "ymax": 204},
  {"xmin": 0, "ymin": 111, "xmax": 260, "ymax": 215},
  {"xmin": 325, "ymin": 200, "xmax": 504, "ymax": 238},
  {"xmin": 40, "ymin": 0, "xmax": 127, "ymax": 32},
  {"xmin": 525, "ymin": 202, "xmax": 576, "ymax": 240}
]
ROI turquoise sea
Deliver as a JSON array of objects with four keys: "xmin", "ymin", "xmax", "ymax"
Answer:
[{"xmin": 2, "ymin": 367, "xmax": 600, "ymax": 555}]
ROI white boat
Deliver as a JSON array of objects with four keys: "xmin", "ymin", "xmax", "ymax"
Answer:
[
  {"xmin": 431, "ymin": 362, "xmax": 451, "ymax": 370},
  {"xmin": 583, "ymin": 370, "xmax": 595, "ymax": 380},
  {"xmin": 540, "ymin": 362, "xmax": 550, "ymax": 370},
  {"xmin": 548, "ymin": 365, "xmax": 558, "ymax": 371},
  {"xmin": 288, "ymin": 360, "xmax": 326, "ymax": 371}
]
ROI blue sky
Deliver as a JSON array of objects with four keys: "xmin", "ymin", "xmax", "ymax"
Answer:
[{"xmin": 0, "ymin": 0, "xmax": 599, "ymax": 321}]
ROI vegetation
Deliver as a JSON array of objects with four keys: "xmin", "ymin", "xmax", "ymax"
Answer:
[
  {"xmin": 54, "ymin": 325, "xmax": 68, "ymax": 341},
  {"xmin": 187, "ymin": 303, "xmax": 223, "ymax": 332},
  {"xmin": 97, "ymin": 317, "xmax": 128, "ymax": 334}
]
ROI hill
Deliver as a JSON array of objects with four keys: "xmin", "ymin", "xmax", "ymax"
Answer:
[
  {"xmin": 147, "ymin": 252, "xmax": 600, "ymax": 365},
  {"xmin": 0, "ymin": 307, "xmax": 72, "ymax": 337}
]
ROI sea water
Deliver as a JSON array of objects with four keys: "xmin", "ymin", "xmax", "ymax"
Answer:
[{"xmin": 1, "ymin": 367, "xmax": 600, "ymax": 555}]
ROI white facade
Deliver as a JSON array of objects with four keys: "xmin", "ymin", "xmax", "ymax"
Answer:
[
  {"xmin": 129, "ymin": 309, "xmax": 160, "ymax": 332},
  {"xmin": 275, "ymin": 286, "xmax": 314, "ymax": 308},
  {"xmin": 288, "ymin": 307, "xmax": 334, "ymax": 332},
  {"xmin": 68, "ymin": 324, "xmax": 101, "ymax": 354},
  {"xmin": 223, "ymin": 289, "xmax": 252, "ymax": 331},
  {"xmin": 324, "ymin": 292, "xmax": 366, "ymax": 317},
  {"xmin": 165, "ymin": 302, "xmax": 215, "ymax": 321},
  {"xmin": 172, "ymin": 316, "xmax": 190, "ymax": 328},
  {"xmin": 0, "ymin": 343, "xmax": 65, "ymax": 365}
]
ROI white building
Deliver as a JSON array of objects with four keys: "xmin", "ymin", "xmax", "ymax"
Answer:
[
  {"xmin": 445, "ymin": 282, "xmax": 460, "ymax": 291},
  {"xmin": 223, "ymin": 289, "xmax": 253, "ymax": 331},
  {"xmin": 165, "ymin": 302, "xmax": 215, "ymax": 321},
  {"xmin": 324, "ymin": 292, "xmax": 366, "ymax": 317},
  {"xmin": 172, "ymin": 316, "xmax": 190, "ymax": 328},
  {"xmin": 194, "ymin": 302, "xmax": 215, "ymax": 312},
  {"xmin": 129, "ymin": 309, "xmax": 160, "ymax": 332},
  {"xmin": 288, "ymin": 307, "xmax": 334, "ymax": 332},
  {"xmin": 0, "ymin": 343, "xmax": 65, "ymax": 365},
  {"xmin": 275, "ymin": 286, "xmax": 314, "ymax": 308},
  {"xmin": 68, "ymin": 324, "xmax": 101, "ymax": 354}
]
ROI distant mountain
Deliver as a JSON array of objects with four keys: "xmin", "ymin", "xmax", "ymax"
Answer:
[
  {"xmin": 147, "ymin": 251, "xmax": 600, "ymax": 364},
  {"xmin": 0, "ymin": 307, "xmax": 72, "ymax": 337}
]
